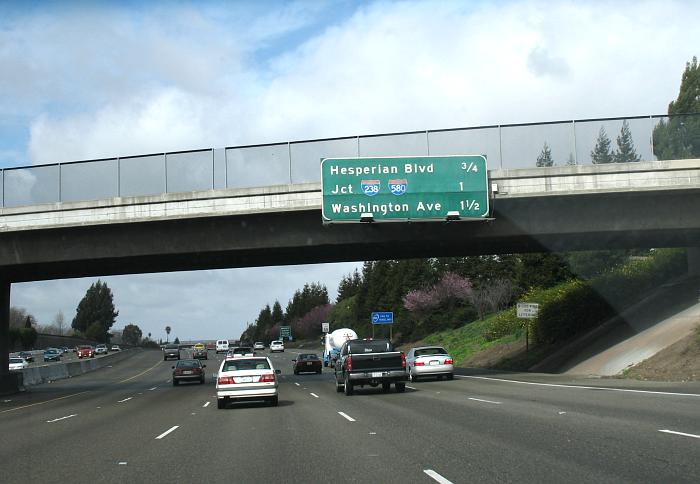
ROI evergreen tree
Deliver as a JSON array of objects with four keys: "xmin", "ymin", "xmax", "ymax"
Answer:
[
  {"xmin": 271, "ymin": 300, "xmax": 284, "ymax": 325},
  {"xmin": 653, "ymin": 56, "xmax": 700, "ymax": 160},
  {"xmin": 536, "ymin": 142, "xmax": 554, "ymax": 167},
  {"xmin": 613, "ymin": 120, "xmax": 641, "ymax": 162},
  {"xmin": 591, "ymin": 127, "xmax": 614, "ymax": 164},
  {"xmin": 122, "ymin": 323, "xmax": 143, "ymax": 346},
  {"xmin": 71, "ymin": 280, "xmax": 119, "ymax": 338}
]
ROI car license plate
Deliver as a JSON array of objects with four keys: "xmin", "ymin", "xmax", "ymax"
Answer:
[
  {"xmin": 306, "ymin": 362, "xmax": 312, "ymax": 366},
  {"xmin": 371, "ymin": 372, "xmax": 382, "ymax": 378},
  {"xmin": 183, "ymin": 370, "xmax": 192, "ymax": 375},
  {"xmin": 239, "ymin": 376, "xmax": 253, "ymax": 383},
  {"xmin": 429, "ymin": 360, "xmax": 439, "ymax": 366}
]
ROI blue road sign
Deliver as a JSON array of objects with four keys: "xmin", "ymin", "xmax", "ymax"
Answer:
[{"xmin": 371, "ymin": 312, "xmax": 394, "ymax": 325}]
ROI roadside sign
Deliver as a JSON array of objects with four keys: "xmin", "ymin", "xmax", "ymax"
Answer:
[
  {"xmin": 371, "ymin": 312, "xmax": 394, "ymax": 325},
  {"xmin": 279, "ymin": 326, "xmax": 292, "ymax": 338},
  {"xmin": 321, "ymin": 322, "xmax": 330, "ymax": 333},
  {"xmin": 517, "ymin": 303, "xmax": 539, "ymax": 319},
  {"xmin": 321, "ymin": 155, "xmax": 489, "ymax": 222}
]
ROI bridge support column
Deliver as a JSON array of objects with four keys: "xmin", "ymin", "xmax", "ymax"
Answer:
[
  {"xmin": 0, "ymin": 278, "xmax": 19, "ymax": 394},
  {"xmin": 688, "ymin": 247, "xmax": 700, "ymax": 277}
]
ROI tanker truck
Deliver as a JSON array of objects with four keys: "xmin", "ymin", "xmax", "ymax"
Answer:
[{"xmin": 323, "ymin": 328, "xmax": 358, "ymax": 367}]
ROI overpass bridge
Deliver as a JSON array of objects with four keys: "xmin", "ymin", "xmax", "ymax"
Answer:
[{"xmin": 2, "ymin": 113, "xmax": 700, "ymax": 391}]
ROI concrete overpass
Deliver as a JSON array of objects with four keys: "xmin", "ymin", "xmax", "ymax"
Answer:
[{"xmin": 2, "ymin": 158, "xmax": 700, "ymax": 392}]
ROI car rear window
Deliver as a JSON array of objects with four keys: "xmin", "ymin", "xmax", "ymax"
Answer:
[
  {"xmin": 415, "ymin": 347, "xmax": 448, "ymax": 357},
  {"xmin": 10, "ymin": 358, "xmax": 23, "ymax": 364},
  {"xmin": 176, "ymin": 360, "xmax": 201, "ymax": 368},
  {"xmin": 299, "ymin": 354, "xmax": 319, "ymax": 360},
  {"xmin": 234, "ymin": 347, "xmax": 253, "ymax": 354},
  {"xmin": 347, "ymin": 340, "xmax": 393, "ymax": 353},
  {"xmin": 165, "ymin": 345, "xmax": 179, "ymax": 349},
  {"xmin": 223, "ymin": 359, "xmax": 270, "ymax": 371}
]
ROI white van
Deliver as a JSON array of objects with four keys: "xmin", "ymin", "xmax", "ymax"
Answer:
[{"xmin": 216, "ymin": 340, "xmax": 230, "ymax": 354}]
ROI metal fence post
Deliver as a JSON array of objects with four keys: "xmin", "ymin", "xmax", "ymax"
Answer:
[
  {"xmin": 649, "ymin": 115, "xmax": 656, "ymax": 161},
  {"xmin": 212, "ymin": 149, "xmax": 215, "ymax": 189},
  {"xmin": 426, "ymin": 130, "xmax": 430, "ymax": 155},
  {"xmin": 498, "ymin": 125, "xmax": 503, "ymax": 168},
  {"xmin": 572, "ymin": 120, "xmax": 578, "ymax": 164},
  {"xmin": 117, "ymin": 157, "xmax": 121, "ymax": 196},
  {"xmin": 357, "ymin": 136, "xmax": 361, "ymax": 157},
  {"xmin": 58, "ymin": 163, "xmax": 62, "ymax": 202},
  {"xmin": 163, "ymin": 153, "xmax": 168, "ymax": 193},
  {"xmin": 288, "ymin": 142, "xmax": 292, "ymax": 184}
]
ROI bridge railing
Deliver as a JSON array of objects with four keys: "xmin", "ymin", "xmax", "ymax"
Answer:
[{"xmin": 1, "ymin": 113, "xmax": 698, "ymax": 208}]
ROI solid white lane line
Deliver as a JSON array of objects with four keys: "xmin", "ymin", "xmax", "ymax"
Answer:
[
  {"xmin": 423, "ymin": 469, "xmax": 454, "ymax": 484},
  {"xmin": 1, "ymin": 391, "xmax": 91, "ymax": 414},
  {"xmin": 310, "ymin": 393, "xmax": 319, "ymax": 398},
  {"xmin": 294, "ymin": 382, "xmax": 300, "ymax": 386},
  {"xmin": 659, "ymin": 429, "xmax": 700, "ymax": 439},
  {"xmin": 46, "ymin": 414, "xmax": 77, "ymax": 423},
  {"xmin": 338, "ymin": 411, "xmax": 356, "ymax": 422},
  {"xmin": 203, "ymin": 401, "xmax": 210, "ymax": 408},
  {"xmin": 155, "ymin": 426, "xmax": 179, "ymax": 440},
  {"xmin": 117, "ymin": 397, "xmax": 132, "ymax": 403},
  {"xmin": 148, "ymin": 387, "xmax": 157, "ymax": 391},
  {"xmin": 406, "ymin": 385, "xmax": 417, "ymax": 390},
  {"xmin": 468, "ymin": 397, "xmax": 502, "ymax": 405},
  {"xmin": 455, "ymin": 375, "xmax": 700, "ymax": 398}
]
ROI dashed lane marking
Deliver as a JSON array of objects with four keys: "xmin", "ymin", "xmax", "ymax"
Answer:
[
  {"xmin": 468, "ymin": 397, "xmax": 502, "ymax": 405},
  {"xmin": 203, "ymin": 401, "xmax": 210, "ymax": 408},
  {"xmin": 338, "ymin": 411, "xmax": 356, "ymax": 422},
  {"xmin": 659, "ymin": 429, "xmax": 700, "ymax": 439},
  {"xmin": 424, "ymin": 469, "xmax": 454, "ymax": 484},
  {"xmin": 310, "ymin": 393, "xmax": 319, "ymax": 398},
  {"xmin": 46, "ymin": 414, "xmax": 77, "ymax": 423},
  {"xmin": 117, "ymin": 397, "xmax": 133, "ymax": 403},
  {"xmin": 155, "ymin": 425, "xmax": 179, "ymax": 440}
]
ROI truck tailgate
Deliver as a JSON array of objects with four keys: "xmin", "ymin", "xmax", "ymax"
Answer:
[{"xmin": 350, "ymin": 352, "xmax": 404, "ymax": 372}]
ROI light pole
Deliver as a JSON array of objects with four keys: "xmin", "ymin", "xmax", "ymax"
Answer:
[{"xmin": 165, "ymin": 325, "xmax": 171, "ymax": 343}]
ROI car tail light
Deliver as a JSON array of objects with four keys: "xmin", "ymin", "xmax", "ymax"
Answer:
[
  {"xmin": 346, "ymin": 356, "xmax": 352, "ymax": 371},
  {"xmin": 415, "ymin": 361, "xmax": 425, "ymax": 366},
  {"xmin": 259, "ymin": 373, "xmax": 275, "ymax": 383},
  {"xmin": 175, "ymin": 369, "xmax": 183, "ymax": 375},
  {"xmin": 218, "ymin": 376, "xmax": 234, "ymax": 385},
  {"xmin": 401, "ymin": 352, "xmax": 406, "ymax": 369},
  {"xmin": 444, "ymin": 358, "xmax": 454, "ymax": 365}
]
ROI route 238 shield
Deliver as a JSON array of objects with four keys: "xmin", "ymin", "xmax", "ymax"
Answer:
[
  {"xmin": 388, "ymin": 179, "xmax": 407, "ymax": 196},
  {"xmin": 361, "ymin": 179, "xmax": 380, "ymax": 196}
]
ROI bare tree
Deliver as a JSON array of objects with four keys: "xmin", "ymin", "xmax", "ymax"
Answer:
[
  {"xmin": 469, "ymin": 288, "xmax": 490, "ymax": 320},
  {"xmin": 53, "ymin": 310, "xmax": 66, "ymax": 336},
  {"xmin": 483, "ymin": 279, "xmax": 516, "ymax": 313}
]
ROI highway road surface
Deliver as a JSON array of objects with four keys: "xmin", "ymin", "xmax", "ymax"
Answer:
[{"xmin": 1, "ymin": 348, "xmax": 698, "ymax": 483}]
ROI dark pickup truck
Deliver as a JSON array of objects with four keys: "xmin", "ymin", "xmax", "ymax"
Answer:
[{"xmin": 334, "ymin": 338, "xmax": 407, "ymax": 395}]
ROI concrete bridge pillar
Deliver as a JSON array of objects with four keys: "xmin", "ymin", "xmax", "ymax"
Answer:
[
  {"xmin": 688, "ymin": 247, "xmax": 700, "ymax": 277},
  {"xmin": 0, "ymin": 279, "xmax": 18, "ymax": 394}
]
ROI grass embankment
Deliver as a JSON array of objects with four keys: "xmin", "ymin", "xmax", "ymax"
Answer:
[{"xmin": 403, "ymin": 249, "xmax": 689, "ymax": 372}]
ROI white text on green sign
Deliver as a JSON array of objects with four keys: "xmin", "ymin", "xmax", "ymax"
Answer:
[{"xmin": 321, "ymin": 155, "xmax": 489, "ymax": 222}]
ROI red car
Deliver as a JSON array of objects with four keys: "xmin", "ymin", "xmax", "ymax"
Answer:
[
  {"xmin": 77, "ymin": 345, "xmax": 95, "ymax": 359},
  {"xmin": 292, "ymin": 353, "xmax": 322, "ymax": 375}
]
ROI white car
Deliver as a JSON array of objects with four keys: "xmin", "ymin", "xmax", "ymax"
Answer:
[
  {"xmin": 269, "ymin": 340, "xmax": 285, "ymax": 353},
  {"xmin": 216, "ymin": 357, "xmax": 280, "ymax": 409},
  {"xmin": 9, "ymin": 357, "xmax": 28, "ymax": 371},
  {"xmin": 406, "ymin": 346, "xmax": 454, "ymax": 382},
  {"xmin": 110, "ymin": 345, "xmax": 121, "ymax": 351},
  {"xmin": 253, "ymin": 342, "xmax": 265, "ymax": 350},
  {"xmin": 216, "ymin": 339, "xmax": 230, "ymax": 354}
]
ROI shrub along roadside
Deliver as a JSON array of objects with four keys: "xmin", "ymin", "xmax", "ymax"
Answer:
[{"xmin": 415, "ymin": 249, "xmax": 688, "ymax": 367}]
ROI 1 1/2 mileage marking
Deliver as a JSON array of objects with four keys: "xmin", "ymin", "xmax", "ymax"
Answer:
[{"xmin": 321, "ymin": 155, "xmax": 490, "ymax": 222}]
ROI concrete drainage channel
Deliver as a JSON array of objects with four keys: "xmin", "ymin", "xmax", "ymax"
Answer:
[{"xmin": 17, "ymin": 349, "xmax": 139, "ymax": 388}]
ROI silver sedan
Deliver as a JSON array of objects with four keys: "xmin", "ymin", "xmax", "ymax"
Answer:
[{"xmin": 406, "ymin": 346, "xmax": 454, "ymax": 382}]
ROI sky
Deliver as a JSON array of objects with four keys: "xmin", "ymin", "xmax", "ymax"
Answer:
[{"xmin": 2, "ymin": 0, "xmax": 699, "ymax": 341}]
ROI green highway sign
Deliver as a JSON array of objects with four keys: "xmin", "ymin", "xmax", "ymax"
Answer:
[
  {"xmin": 321, "ymin": 155, "xmax": 490, "ymax": 222},
  {"xmin": 279, "ymin": 326, "xmax": 292, "ymax": 338}
]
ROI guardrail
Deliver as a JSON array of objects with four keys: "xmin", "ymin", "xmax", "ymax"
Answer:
[{"xmin": 1, "ymin": 113, "xmax": 698, "ymax": 209}]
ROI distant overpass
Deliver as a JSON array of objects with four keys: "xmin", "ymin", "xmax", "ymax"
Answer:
[{"xmin": 1, "ymin": 158, "xmax": 699, "ymax": 282}]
